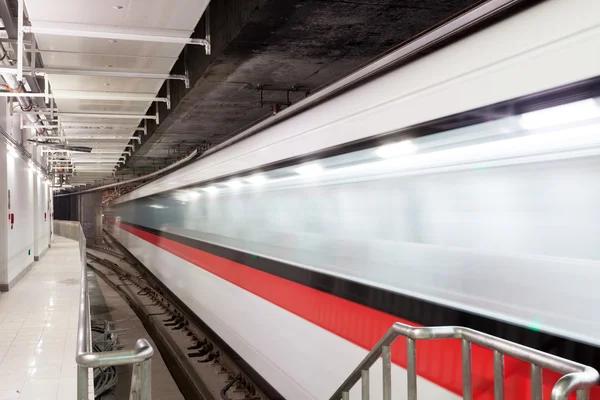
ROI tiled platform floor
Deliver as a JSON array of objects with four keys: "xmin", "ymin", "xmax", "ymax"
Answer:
[{"xmin": 0, "ymin": 236, "xmax": 80, "ymax": 400}]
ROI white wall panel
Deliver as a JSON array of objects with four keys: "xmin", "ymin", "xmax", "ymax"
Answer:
[
  {"xmin": 6, "ymin": 153, "xmax": 35, "ymax": 283},
  {"xmin": 0, "ymin": 101, "xmax": 51, "ymax": 291},
  {"xmin": 35, "ymin": 174, "xmax": 51, "ymax": 257}
]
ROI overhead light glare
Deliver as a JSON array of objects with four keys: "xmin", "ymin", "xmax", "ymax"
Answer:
[
  {"xmin": 203, "ymin": 185, "xmax": 218, "ymax": 193},
  {"xmin": 519, "ymin": 98, "xmax": 600, "ymax": 130},
  {"xmin": 148, "ymin": 204, "xmax": 166, "ymax": 209},
  {"xmin": 295, "ymin": 163, "xmax": 324, "ymax": 176},
  {"xmin": 245, "ymin": 174, "xmax": 267, "ymax": 185},
  {"xmin": 186, "ymin": 190, "xmax": 201, "ymax": 199},
  {"xmin": 375, "ymin": 140, "xmax": 416, "ymax": 158},
  {"xmin": 225, "ymin": 179, "xmax": 242, "ymax": 188}
]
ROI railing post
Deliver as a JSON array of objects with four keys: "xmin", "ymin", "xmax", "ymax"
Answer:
[
  {"xmin": 462, "ymin": 339, "xmax": 473, "ymax": 400},
  {"xmin": 382, "ymin": 345, "xmax": 391, "ymax": 400},
  {"xmin": 129, "ymin": 358, "xmax": 152, "ymax": 400},
  {"xmin": 77, "ymin": 365, "xmax": 88, "ymax": 400},
  {"xmin": 139, "ymin": 355, "xmax": 152, "ymax": 398},
  {"xmin": 577, "ymin": 389, "xmax": 590, "ymax": 400},
  {"xmin": 494, "ymin": 350, "xmax": 505, "ymax": 400},
  {"xmin": 361, "ymin": 369, "xmax": 369, "ymax": 400},
  {"xmin": 531, "ymin": 364, "xmax": 542, "ymax": 400},
  {"xmin": 407, "ymin": 338, "xmax": 417, "ymax": 400}
]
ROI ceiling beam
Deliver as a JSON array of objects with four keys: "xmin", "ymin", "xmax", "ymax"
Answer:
[
  {"xmin": 43, "ymin": 136, "xmax": 141, "ymax": 142},
  {"xmin": 0, "ymin": 66, "xmax": 189, "ymax": 88},
  {"xmin": 15, "ymin": 111, "xmax": 157, "ymax": 120},
  {"xmin": 23, "ymin": 25, "xmax": 211, "ymax": 54},
  {"xmin": 0, "ymin": 91, "xmax": 170, "ymax": 107}
]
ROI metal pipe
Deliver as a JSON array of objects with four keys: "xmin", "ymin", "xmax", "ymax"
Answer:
[
  {"xmin": 494, "ymin": 351, "xmax": 504, "ymax": 400},
  {"xmin": 361, "ymin": 369, "xmax": 369, "ymax": 400},
  {"xmin": 382, "ymin": 345, "xmax": 391, "ymax": 400},
  {"xmin": 0, "ymin": 42, "xmax": 45, "ymax": 134},
  {"xmin": 407, "ymin": 338, "xmax": 417, "ymax": 400},
  {"xmin": 462, "ymin": 339, "xmax": 473, "ymax": 400},
  {"xmin": 532, "ymin": 364, "xmax": 543, "ymax": 400}
]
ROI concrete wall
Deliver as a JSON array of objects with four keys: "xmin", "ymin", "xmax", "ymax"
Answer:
[
  {"xmin": 78, "ymin": 192, "xmax": 102, "ymax": 246},
  {"xmin": 0, "ymin": 98, "xmax": 52, "ymax": 292}
]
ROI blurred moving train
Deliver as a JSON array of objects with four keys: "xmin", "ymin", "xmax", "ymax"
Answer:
[{"xmin": 106, "ymin": 0, "xmax": 600, "ymax": 398}]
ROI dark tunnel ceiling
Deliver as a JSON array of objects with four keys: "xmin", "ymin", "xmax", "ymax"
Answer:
[{"xmin": 124, "ymin": 0, "xmax": 475, "ymax": 171}]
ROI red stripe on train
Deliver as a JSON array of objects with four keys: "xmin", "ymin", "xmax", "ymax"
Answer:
[{"xmin": 114, "ymin": 221, "xmax": 598, "ymax": 399}]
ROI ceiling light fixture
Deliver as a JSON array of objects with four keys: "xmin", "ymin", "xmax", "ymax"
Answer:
[
  {"xmin": 113, "ymin": 5, "xmax": 123, "ymax": 10},
  {"xmin": 109, "ymin": 39, "xmax": 118, "ymax": 44}
]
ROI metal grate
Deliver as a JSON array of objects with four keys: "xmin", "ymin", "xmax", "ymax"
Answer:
[{"xmin": 330, "ymin": 322, "xmax": 599, "ymax": 400}]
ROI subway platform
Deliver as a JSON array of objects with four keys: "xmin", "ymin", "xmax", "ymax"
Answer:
[{"xmin": 0, "ymin": 236, "xmax": 80, "ymax": 400}]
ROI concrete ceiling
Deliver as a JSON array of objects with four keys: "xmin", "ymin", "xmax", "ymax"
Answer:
[{"xmin": 124, "ymin": 0, "xmax": 475, "ymax": 172}]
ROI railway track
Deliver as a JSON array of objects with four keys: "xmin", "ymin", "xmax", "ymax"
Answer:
[{"xmin": 87, "ymin": 234, "xmax": 269, "ymax": 400}]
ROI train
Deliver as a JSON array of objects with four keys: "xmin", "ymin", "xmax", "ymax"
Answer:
[{"xmin": 106, "ymin": 0, "xmax": 600, "ymax": 398}]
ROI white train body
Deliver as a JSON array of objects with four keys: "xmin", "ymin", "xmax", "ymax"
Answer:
[{"xmin": 109, "ymin": 0, "xmax": 600, "ymax": 398}]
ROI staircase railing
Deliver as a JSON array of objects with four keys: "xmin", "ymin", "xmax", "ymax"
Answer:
[{"xmin": 329, "ymin": 322, "xmax": 599, "ymax": 400}]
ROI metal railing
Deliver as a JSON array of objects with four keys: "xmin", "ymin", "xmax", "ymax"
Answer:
[
  {"xmin": 329, "ymin": 322, "xmax": 599, "ymax": 400},
  {"xmin": 53, "ymin": 220, "xmax": 155, "ymax": 400}
]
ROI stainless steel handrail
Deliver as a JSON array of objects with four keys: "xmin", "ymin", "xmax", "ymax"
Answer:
[
  {"xmin": 53, "ymin": 220, "xmax": 154, "ymax": 400},
  {"xmin": 329, "ymin": 322, "xmax": 599, "ymax": 400}
]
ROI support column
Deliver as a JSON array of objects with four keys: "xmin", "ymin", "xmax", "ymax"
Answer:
[{"xmin": 0, "ymin": 140, "xmax": 8, "ymax": 291}]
